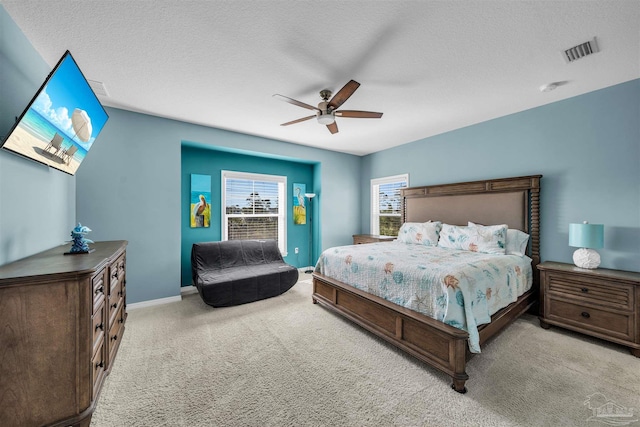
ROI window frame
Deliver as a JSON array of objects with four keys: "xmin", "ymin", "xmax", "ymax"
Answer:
[
  {"xmin": 221, "ymin": 170, "xmax": 287, "ymax": 255},
  {"xmin": 370, "ymin": 173, "xmax": 409, "ymax": 236}
]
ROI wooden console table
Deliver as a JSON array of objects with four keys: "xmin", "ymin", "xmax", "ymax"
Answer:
[{"xmin": 0, "ymin": 240, "xmax": 128, "ymax": 426}]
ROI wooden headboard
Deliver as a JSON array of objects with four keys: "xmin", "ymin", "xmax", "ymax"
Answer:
[{"xmin": 400, "ymin": 175, "xmax": 541, "ymax": 266}]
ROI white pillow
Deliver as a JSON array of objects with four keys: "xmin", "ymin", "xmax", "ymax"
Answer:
[
  {"xmin": 396, "ymin": 221, "xmax": 441, "ymax": 246},
  {"xmin": 505, "ymin": 229, "xmax": 530, "ymax": 257}
]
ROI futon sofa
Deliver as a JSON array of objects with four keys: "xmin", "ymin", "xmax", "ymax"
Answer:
[{"xmin": 191, "ymin": 239, "xmax": 299, "ymax": 307}]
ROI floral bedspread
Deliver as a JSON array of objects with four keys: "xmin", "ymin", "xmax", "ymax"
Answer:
[{"xmin": 314, "ymin": 242, "xmax": 533, "ymax": 353}]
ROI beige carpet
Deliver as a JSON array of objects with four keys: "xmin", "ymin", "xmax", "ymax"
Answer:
[{"xmin": 91, "ymin": 275, "xmax": 640, "ymax": 426}]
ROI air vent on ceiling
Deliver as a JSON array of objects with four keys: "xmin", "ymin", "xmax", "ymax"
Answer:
[
  {"xmin": 563, "ymin": 37, "xmax": 599, "ymax": 63},
  {"xmin": 88, "ymin": 79, "xmax": 109, "ymax": 97}
]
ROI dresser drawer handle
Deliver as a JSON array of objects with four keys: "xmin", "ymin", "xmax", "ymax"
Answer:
[
  {"xmin": 95, "ymin": 322, "xmax": 104, "ymax": 331},
  {"xmin": 581, "ymin": 311, "xmax": 590, "ymax": 318},
  {"xmin": 581, "ymin": 287, "xmax": 589, "ymax": 293},
  {"xmin": 95, "ymin": 286, "xmax": 104, "ymax": 294},
  {"xmin": 111, "ymin": 303, "xmax": 118, "ymax": 309},
  {"xmin": 111, "ymin": 335, "xmax": 118, "ymax": 341},
  {"xmin": 95, "ymin": 361, "xmax": 104, "ymax": 369}
]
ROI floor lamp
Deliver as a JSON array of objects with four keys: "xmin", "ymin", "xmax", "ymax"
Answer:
[{"xmin": 304, "ymin": 193, "xmax": 316, "ymax": 274}]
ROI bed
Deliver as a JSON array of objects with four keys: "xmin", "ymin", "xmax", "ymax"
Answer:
[{"xmin": 311, "ymin": 175, "xmax": 541, "ymax": 393}]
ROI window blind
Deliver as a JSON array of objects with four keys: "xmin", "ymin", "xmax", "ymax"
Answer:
[
  {"xmin": 222, "ymin": 171, "xmax": 287, "ymax": 253},
  {"xmin": 371, "ymin": 174, "xmax": 408, "ymax": 236}
]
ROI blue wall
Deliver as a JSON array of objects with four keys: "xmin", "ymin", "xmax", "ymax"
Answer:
[
  {"xmin": 0, "ymin": 6, "xmax": 76, "ymax": 265},
  {"xmin": 362, "ymin": 79, "xmax": 640, "ymax": 272},
  {"xmin": 181, "ymin": 144, "xmax": 315, "ymax": 285},
  {"xmin": 74, "ymin": 106, "xmax": 360, "ymax": 304}
]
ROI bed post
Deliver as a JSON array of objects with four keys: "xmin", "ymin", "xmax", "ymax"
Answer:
[{"xmin": 529, "ymin": 180, "xmax": 541, "ymax": 288}]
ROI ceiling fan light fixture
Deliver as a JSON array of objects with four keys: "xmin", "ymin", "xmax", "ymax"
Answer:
[
  {"xmin": 317, "ymin": 113, "xmax": 335, "ymax": 125},
  {"xmin": 275, "ymin": 80, "xmax": 382, "ymax": 134}
]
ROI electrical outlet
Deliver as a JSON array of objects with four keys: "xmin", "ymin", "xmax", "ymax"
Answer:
[{"xmin": 294, "ymin": 247, "xmax": 299, "ymax": 254}]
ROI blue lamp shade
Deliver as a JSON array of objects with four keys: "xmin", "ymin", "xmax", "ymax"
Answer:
[{"xmin": 569, "ymin": 223, "xmax": 604, "ymax": 249}]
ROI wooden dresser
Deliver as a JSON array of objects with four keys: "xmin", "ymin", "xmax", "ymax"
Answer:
[
  {"xmin": 352, "ymin": 234, "xmax": 396, "ymax": 244},
  {"xmin": 0, "ymin": 240, "xmax": 127, "ymax": 427},
  {"xmin": 538, "ymin": 261, "xmax": 640, "ymax": 357}
]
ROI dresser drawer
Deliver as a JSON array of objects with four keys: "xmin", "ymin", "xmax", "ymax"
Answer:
[
  {"xmin": 546, "ymin": 272, "xmax": 633, "ymax": 310},
  {"xmin": 92, "ymin": 301, "xmax": 106, "ymax": 357},
  {"xmin": 108, "ymin": 277, "xmax": 123, "ymax": 324},
  {"xmin": 109, "ymin": 252, "xmax": 125, "ymax": 292},
  {"xmin": 108, "ymin": 299, "xmax": 121, "ymax": 329},
  {"xmin": 116, "ymin": 252, "xmax": 126, "ymax": 279},
  {"xmin": 547, "ymin": 297, "xmax": 634, "ymax": 342},
  {"xmin": 92, "ymin": 268, "xmax": 107, "ymax": 310},
  {"xmin": 91, "ymin": 339, "xmax": 106, "ymax": 400},
  {"xmin": 108, "ymin": 304, "xmax": 125, "ymax": 362}
]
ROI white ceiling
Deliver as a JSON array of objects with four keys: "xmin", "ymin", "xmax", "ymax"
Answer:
[{"xmin": 3, "ymin": 1, "xmax": 639, "ymax": 156}]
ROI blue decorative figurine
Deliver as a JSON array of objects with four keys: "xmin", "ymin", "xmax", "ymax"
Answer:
[{"xmin": 69, "ymin": 223, "xmax": 94, "ymax": 254}]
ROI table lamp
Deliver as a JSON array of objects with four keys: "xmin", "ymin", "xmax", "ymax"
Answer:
[{"xmin": 569, "ymin": 221, "xmax": 604, "ymax": 269}]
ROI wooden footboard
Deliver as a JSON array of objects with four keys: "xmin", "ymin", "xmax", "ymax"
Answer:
[
  {"xmin": 312, "ymin": 271, "xmax": 537, "ymax": 393},
  {"xmin": 312, "ymin": 272, "xmax": 471, "ymax": 392}
]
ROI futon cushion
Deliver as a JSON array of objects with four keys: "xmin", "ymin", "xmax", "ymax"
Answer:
[{"xmin": 191, "ymin": 239, "xmax": 299, "ymax": 307}]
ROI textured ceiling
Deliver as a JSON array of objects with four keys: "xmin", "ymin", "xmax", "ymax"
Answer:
[{"xmin": 2, "ymin": 1, "xmax": 639, "ymax": 156}]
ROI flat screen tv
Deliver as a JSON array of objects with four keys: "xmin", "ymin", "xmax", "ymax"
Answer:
[{"xmin": 1, "ymin": 50, "xmax": 108, "ymax": 175}]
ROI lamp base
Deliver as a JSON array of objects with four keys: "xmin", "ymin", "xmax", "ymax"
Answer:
[{"xmin": 573, "ymin": 248, "xmax": 601, "ymax": 269}]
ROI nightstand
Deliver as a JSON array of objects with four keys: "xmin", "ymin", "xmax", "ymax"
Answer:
[
  {"xmin": 352, "ymin": 234, "xmax": 396, "ymax": 245},
  {"xmin": 538, "ymin": 261, "xmax": 640, "ymax": 357}
]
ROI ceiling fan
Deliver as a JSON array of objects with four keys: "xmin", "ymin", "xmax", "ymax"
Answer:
[{"xmin": 273, "ymin": 80, "xmax": 383, "ymax": 134}]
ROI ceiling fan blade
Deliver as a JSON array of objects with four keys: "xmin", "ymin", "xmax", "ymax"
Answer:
[
  {"xmin": 335, "ymin": 110, "xmax": 383, "ymax": 119},
  {"xmin": 328, "ymin": 80, "xmax": 360, "ymax": 110},
  {"xmin": 280, "ymin": 115, "xmax": 316, "ymax": 126},
  {"xmin": 327, "ymin": 122, "xmax": 338, "ymax": 134},
  {"xmin": 273, "ymin": 94, "xmax": 320, "ymax": 112}
]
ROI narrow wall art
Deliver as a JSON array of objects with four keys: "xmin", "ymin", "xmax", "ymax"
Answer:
[
  {"xmin": 293, "ymin": 183, "xmax": 306, "ymax": 225},
  {"xmin": 190, "ymin": 174, "xmax": 211, "ymax": 228}
]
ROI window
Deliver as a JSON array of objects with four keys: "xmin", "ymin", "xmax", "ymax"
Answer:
[
  {"xmin": 222, "ymin": 171, "xmax": 287, "ymax": 254},
  {"xmin": 371, "ymin": 174, "xmax": 408, "ymax": 236}
]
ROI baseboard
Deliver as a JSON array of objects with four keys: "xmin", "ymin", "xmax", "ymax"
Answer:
[
  {"xmin": 127, "ymin": 295, "xmax": 182, "ymax": 310},
  {"xmin": 299, "ymin": 267, "xmax": 314, "ymax": 274},
  {"xmin": 181, "ymin": 285, "xmax": 198, "ymax": 295}
]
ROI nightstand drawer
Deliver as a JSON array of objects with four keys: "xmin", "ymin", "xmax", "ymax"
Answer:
[
  {"xmin": 547, "ymin": 298, "xmax": 634, "ymax": 341},
  {"xmin": 546, "ymin": 273, "xmax": 633, "ymax": 310},
  {"xmin": 353, "ymin": 234, "xmax": 395, "ymax": 244}
]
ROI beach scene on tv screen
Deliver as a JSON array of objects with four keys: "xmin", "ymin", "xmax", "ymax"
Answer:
[{"xmin": 2, "ymin": 53, "xmax": 108, "ymax": 175}]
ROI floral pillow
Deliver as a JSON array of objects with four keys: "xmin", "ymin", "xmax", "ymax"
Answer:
[
  {"xmin": 396, "ymin": 221, "xmax": 441, "ymax": 246},
  {"xmin": 467, "ymin": 222, "xmax": 508, "ymax": 255},
  {"xmin": 437, "ymin": 224, "xmax": 477, "ymax": 251},
  {"xmin": 438, "ymin": 223, "xmax": 507, "ymax": 254}
]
